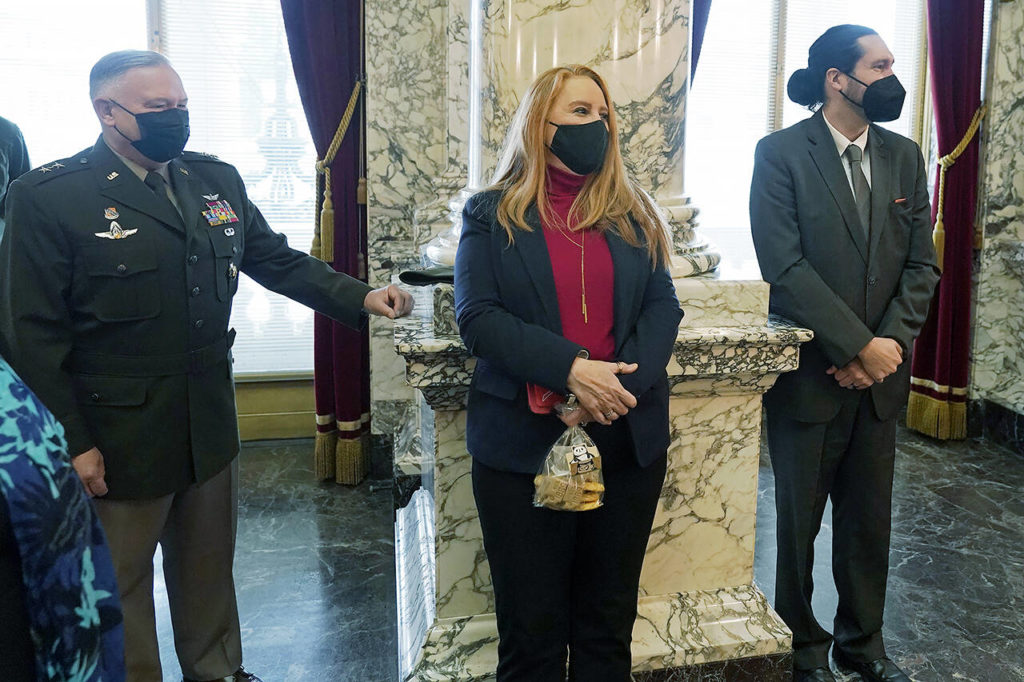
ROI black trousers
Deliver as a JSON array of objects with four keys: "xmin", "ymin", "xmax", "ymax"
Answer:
[
  {"xmin": 473, "ymin": 422, "xmax": 667, "ymax": 682},
  {"xmin": 0, "ymin": 497, "xmax": 36, "ymax": 682},
  {"xmin": 766, "ymin": 391, "xmax": 896, "ymax": 670}
]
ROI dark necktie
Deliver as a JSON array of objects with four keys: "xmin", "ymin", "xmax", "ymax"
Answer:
[
  {"xmin": 844, "ymin": 143, "xmax": 871, "ymax": 240},
  {"xmin": 144, "ymin": 170, "xmax": 167, "ymax": 196},
  {"xmin": 144, "ymin": 171, "xmax": 181, "ymax": 218}
]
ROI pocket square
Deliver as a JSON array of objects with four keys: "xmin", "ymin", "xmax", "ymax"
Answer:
[{"xmin": 893, "ymin": 197, "xmax": 907, "ymax": 204}]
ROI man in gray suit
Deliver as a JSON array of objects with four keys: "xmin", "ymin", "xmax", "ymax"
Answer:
[{"xmin": 750, "ymin": 25, "xmax": 940, "ymax": 682}]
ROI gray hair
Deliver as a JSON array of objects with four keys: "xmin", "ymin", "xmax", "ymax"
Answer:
[{"xmin": 89, "ymin": 50, "xmax": 173, "ymax": 98}]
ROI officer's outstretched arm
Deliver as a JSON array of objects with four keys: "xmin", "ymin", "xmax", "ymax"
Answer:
[{"xmin": 238, "ymin": 197, "xmax": 375, "ymax": 329}]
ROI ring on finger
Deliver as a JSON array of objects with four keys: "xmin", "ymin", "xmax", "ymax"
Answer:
[{"xmin": 604, "ymin": 410, "xmax": 615, "ymax": 419}]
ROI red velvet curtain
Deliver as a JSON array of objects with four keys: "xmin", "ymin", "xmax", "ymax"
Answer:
[
  {"xmin": 907, "ymin": 0, "xmax": 986, "ymax": 439},
  {"xmin": 281, "ymin": 0, "xmax": 371, "ymax": 482}
]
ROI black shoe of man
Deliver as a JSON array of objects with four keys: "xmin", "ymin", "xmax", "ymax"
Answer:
[
  {"xmin": 794, "ymin": 667, "xmax": 837, "ymax": 682},
  {"xmin": 183, "ymin": 666, "xmax": 263, "ymax": 682},
  {"xmin": 833, "ymin": 648, "xmax": 912, "ymax": 681}
]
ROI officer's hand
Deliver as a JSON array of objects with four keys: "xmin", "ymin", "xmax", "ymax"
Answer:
[
  {"xmin": 72, "ymin": 447, "xmax": 109, "ymax": 498},
  {"xmin": 363, "ymin": 284, "xmax": 415, "ymax": 319}
]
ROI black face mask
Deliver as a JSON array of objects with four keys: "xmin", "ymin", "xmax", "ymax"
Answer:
[
  {"xmin": 840, "ymin": 73, "xmax": 906, "ymax": 123},
  {"xmin": 547, "ymin": 119, "xmax": 608, "ymax": 175},
  {"xmin": 111, "ymin": 100, "xmax": 190, "ymax": 162}
]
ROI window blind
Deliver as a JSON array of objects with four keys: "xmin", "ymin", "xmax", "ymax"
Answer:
[
  {"xmin": 686, "ymin": 0, "xmax": 928, "ymax": 247},
  {"xmin": 684, "ymin": 0, "xmax": 774, "ymax": 263},
  {"xmin": 158, "ymin": 0, "xmax": 318, "ymax": 376},
  {"xmin": 781, "ymin": 0, "xmax": 926, "ymax": 139},
  {"xmin": 0, "ymin": 1, "xmax": 147, "ymax": 165}
]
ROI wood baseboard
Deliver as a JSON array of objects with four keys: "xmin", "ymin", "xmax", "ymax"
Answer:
[{"xmin": 235, "ymin": 379, "xmax": 314, "ymax": 441}]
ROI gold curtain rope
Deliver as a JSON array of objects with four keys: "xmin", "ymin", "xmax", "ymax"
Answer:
[
  {"xmin": 310, "ymin": 79, "xmax": 364, "ymax": 264},
  {"xmin": 933, "ymin": 103, "xmax": 986, "ymax": 270}
]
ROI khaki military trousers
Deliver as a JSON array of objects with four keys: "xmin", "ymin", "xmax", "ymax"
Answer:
[{"xmin": 94, "ymin": 459, "xmax": 242, "ymax": 682}]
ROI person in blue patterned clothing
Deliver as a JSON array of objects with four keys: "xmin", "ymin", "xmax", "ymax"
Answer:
[{"xmin": 0, "ymin": 354, "xmax": 124, "ymax": 682}]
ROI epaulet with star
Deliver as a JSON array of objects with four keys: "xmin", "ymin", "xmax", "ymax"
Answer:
[
  {"xmin": 22, "ymin": 150, "xmax": 93, "ymax": 186},
  {"xmin": 181, "ymin": 150, "xmax": 230, "ymax": 165}
]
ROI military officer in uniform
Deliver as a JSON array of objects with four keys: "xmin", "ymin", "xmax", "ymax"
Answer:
[{"xmin": 0, "ymin": 50, "xmax": 413, "ymax": 682}]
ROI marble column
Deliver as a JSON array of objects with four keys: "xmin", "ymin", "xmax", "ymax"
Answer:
[
  {"xmin": 364, "ymin": 0, "xmax": 450, "ymax": 434},
  {"xmin": 971, "ymin": 0, "xmax": 1024, "ymax": 451},
  {"xmin": 422, "ymin": 0, "xmax": 720, "ymax": 277}
]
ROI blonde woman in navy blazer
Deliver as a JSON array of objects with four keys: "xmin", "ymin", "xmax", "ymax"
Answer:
[{"xmin": 454, "ymin": 65, "xmax": 683, "ymax": 682}]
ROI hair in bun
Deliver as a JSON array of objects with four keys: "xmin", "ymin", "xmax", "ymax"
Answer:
[
  {"xmin": 787, "ymin": 68, "xmax": 819, "ymax": 107},
  {"xmin": 787, "ymin": 24, "xmax": 878, "ymax": 110}
]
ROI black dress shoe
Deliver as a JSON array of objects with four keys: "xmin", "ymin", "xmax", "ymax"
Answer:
[
  {"xmin": 794, "ymin": 667, "xmax": 837, "ymax": 682},
  {"xmin": 833, "ymin": 648, "xmax": 911, "ymax": 681},
  {"xmin": 183, "ymin": 666, "xmax": 263, "ymax": 682},
  {"xmin": 232, "ymin": 667, "xmax": 263, "ymax": 682}
]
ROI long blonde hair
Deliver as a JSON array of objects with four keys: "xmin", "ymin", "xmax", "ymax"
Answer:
[{"xmin": 490, "ymin": 65, "xmax": 672, "ymax": 266}]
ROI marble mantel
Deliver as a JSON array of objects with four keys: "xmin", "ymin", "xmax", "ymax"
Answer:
[{"xmin": 393, "ymin": 276, "xmax": 812, "ymax": 681}]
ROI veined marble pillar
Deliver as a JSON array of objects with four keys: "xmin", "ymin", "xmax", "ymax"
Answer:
[
  {"xmin": 421, "ymin": 0, "xmax": 720, "ymax": 277},
  {"xmin": 972, "ymin": 0, "xmax": 1024, "ymax": 434}
]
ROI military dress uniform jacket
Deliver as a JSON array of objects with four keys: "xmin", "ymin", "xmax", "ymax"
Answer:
[{"xmin": 0, "ymin": 138, "xmax": 372, "ymax": 500}]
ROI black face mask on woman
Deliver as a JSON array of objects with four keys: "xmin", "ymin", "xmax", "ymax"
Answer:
[
  {"xmin": 547, "ymin": 119, "xmax": 608, "ymax": 175},
  {"xmin": 111, "ymin": 100, "xmax": 190, "ymax": 163},
  {"xmin": 841, "ymin": 73, "xmax": 906, "ymax": 123}
]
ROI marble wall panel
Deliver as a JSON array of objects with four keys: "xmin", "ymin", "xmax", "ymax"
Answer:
[
  {"xmin": 366, "ymin": 0, "xmax": 449, "ymax": 420},
  {"xmin": 973, "ymin": 0, "xmax": 1024, "ymax": 415},
  {"xmin": 478, "ymin": 0, "xmax": 690, "ymax": 198}
]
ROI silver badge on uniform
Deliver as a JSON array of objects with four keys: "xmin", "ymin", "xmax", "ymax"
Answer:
[
  {"xmin": 104, "ymin": 207, "xmax": 120, "ymax": 219},
  {"xmin": 224, "ymin": 227, "xmax": 235, "ymax": 236},
  {"xmin": 106, "ymin": 172, "xmax": 119, "ymax": 181},
  {"xmin": 203, "ymin": 193, "xmax": 219, "ymax": 201},
  {"xmin": 94, "ymin": 221, "xmax": 138, "ymax": 240}
]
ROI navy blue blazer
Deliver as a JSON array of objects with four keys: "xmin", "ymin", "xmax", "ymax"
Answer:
[{"xmin": 454, "ymin": 189, "xmax": 684, "ymax": 474}]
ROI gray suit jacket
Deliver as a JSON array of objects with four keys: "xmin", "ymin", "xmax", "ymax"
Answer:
[{"xmin": 750, "ymin": 110, "xmax": 940, "ymax": 423}]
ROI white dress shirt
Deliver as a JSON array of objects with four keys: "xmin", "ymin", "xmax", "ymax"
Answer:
[{"xmin": 822, "ymin": 111, "xmax": 871, "ymax": 190}]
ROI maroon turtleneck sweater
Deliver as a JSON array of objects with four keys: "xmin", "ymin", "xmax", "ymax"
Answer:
[{"xmin": 540, "ymin": 164, "xmax": 615, "ymax": 363}]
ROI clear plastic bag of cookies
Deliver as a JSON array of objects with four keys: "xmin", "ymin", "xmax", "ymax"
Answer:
[{"xmin": 532, "ymin": 425, "xmax": 605, "ymax": 511}]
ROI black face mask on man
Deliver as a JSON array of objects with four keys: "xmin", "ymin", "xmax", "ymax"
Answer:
[
  {"xmin": 547, "ymin": 119, "xmax": 608, "ymax": 175},
  {"xmin": 840, "ymin": 73, "xmax": 906, "ymax": 123},
  {"xmin": 111, "ymin": 100, "xmax": 190, "ymax": 163}
]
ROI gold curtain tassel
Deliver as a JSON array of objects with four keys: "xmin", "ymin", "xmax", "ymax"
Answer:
[
  {"xmin": 932, "ymin": 103, "xmax": 987, "ymax": 271},
  {"xmin": 311, "ymin": 79, "xmax": 364, "ymax": 263},
  {"xmin": 320, "ymin": 188, "xmax": 335, "ymax": 264}
]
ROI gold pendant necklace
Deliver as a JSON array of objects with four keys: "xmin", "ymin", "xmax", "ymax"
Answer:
[{"xmin": 561, "ymin": 229, "xmax": 587, "ymax": 323}]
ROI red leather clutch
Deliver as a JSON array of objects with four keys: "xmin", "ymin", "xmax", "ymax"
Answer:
[{"xmin": 526, "ymin": 383, "xmax": 564, "ymax": 414}]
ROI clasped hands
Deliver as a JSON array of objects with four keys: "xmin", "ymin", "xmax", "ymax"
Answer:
[
  {"xmin": 827, "ymin": 337, "xmax": 903, "ymax": 390},
  {"xmin": 557, "ymin": 357, "xmax": 638, "ymax": 427}
]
